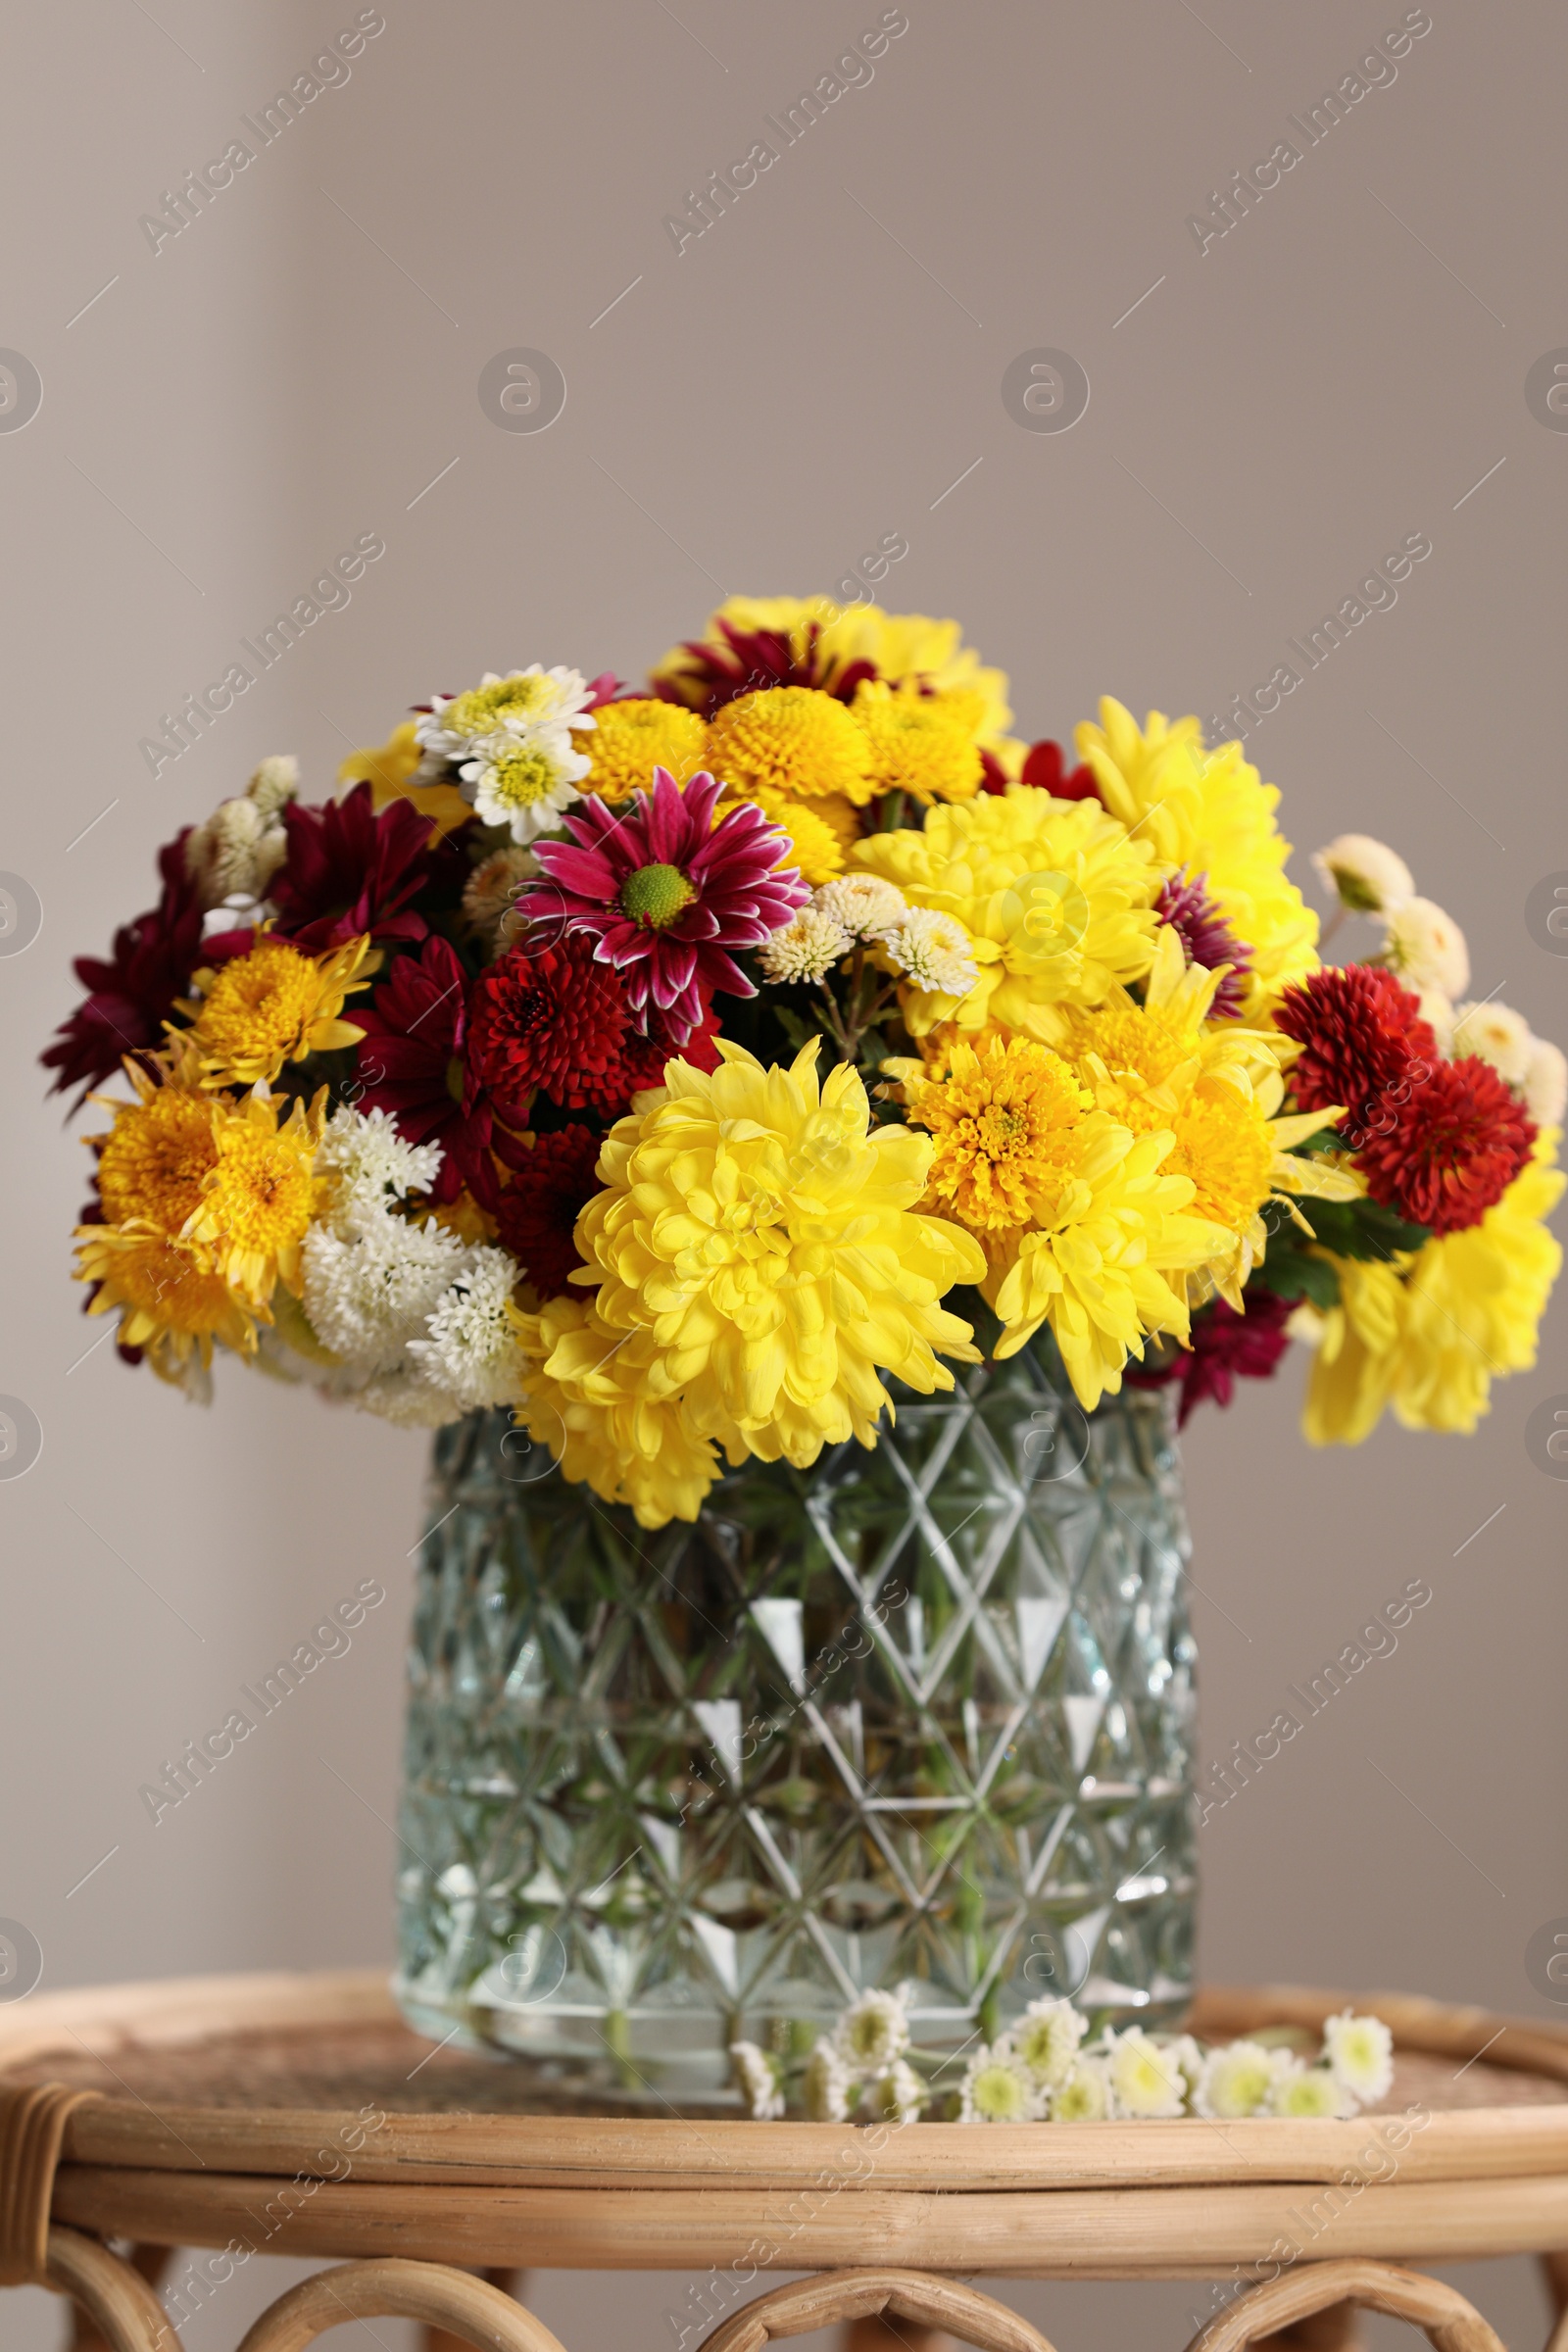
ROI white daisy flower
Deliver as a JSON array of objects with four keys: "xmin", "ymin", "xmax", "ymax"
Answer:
[
  {"xmin": 1103, "ymin": 2028, "xmax": 1188, "ymax": 2118},
  {"xmin": 1271, "ymin": 2061, "xmax": 1353, "ymax": 2119},
  {"xmin": 1378, "ymin": 896, "xmax": 1470, "ymax": 999},
  {"xmin": 759, "ymin": 906, "xmax": 851, "ymax": 985},
  {"xmin": 865, "ymin": 2059, "xmax": 927, "ymax": 2124},
  {"xmin": 833, "ymin": 1986, "xmax": 911, "ymax": 2075},
  {"xmin": 1451, "ymin": 999, "xmax": 1535, "ymax": 1088},
  {"xmin": 1049, "ymin": 2056, "xmax": 1112, "ymax": 2123},
  {"xmin": 1322, "ymin": 2011, "xmax": 1394, "ymax": 2106},
  {"xmin": 1522, "ymin": 1036, "xmax": 1567, "ymax": 1130},
  {"xmin": 416, "ymin": 665, "xmax": 598, "ymax": 766},
  {"xmin": 407, "ymin": 1246, "xmax": 528, "ymax": 1412},
  {"xmin": 882, "ymin": 906, "xmax": 980, "ymax": 998},
  {"xmin": 815, "ymin": 873, "xmax": 910, "ymax": 939},
  {"xmin": 1011, "ymin": 1997, "xmax": 1087, "ymax": 2091},
  {"xmin": 301, "ymin": 1212, "xmax": 466, "ymax": 1374},
  {"xmin": 461, "ymin": 735, "xmax": 592, "ymax": 846},
  {"xmin": 729, "ymin": 2039, "xmax": 785, "ymax": 2120},
  {"xmin": 803, "ymin": 2036, "xmax": 853, "ymax": 2122},
  {"xmin": 1417, "ymin": 987, "xmax": 1456, "ymax": 1057},
  {"xmin": 1195, "ymin": 2039, "xmax": 1290, "ymax": 2119},
  {"xmin": 957, "ymin": 2041, "xmax": 1040, "ymax": 2124},
  {"xmin": 1311, "ymin": 834, "xmax": 1414, "ymax": 915}
]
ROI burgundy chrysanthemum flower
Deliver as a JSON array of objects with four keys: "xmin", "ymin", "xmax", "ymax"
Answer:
[
  {"xmin": 41, "ymin": 831, "xmax": 205, "ymax": 1102},
  {"xmin": 1127, "ymin": 1289, "xmax": 1294, "ymax": 1426},
  {"xmin": 653, "ymin": 619, "xmax": 878, "ymax": 719},
  {"xmin": 1155, "ymin": 871, "xmax": 1254, "ymax": 1019},
  {"xmin": 1018, "ymin": 739, "xmax": 1100, "ymax": 801},
  {"xmin": 1275, "ymin": 964, "xmax": 1438, "ymax": 1137},
  {"xmin": 494, "ymin": 1124, "xmax": 604, "ymax": 1299},
  {"xmin": 1357, "ymin": 1056, "xmax": 1536, "ymax": 1236},
  {"xmin": 468, "ymin": 935, "xmax": 638, "ymax": 1118},
  {"xmin": 517, "ymin": 767, "xmax": 808, "ymax": 1043},
  {"xmin": 270, "ymin": 781, "xmax": 463, "ymax": 953},
  {"xmin": 354, "ymin": 936, "xmax": 501, "ymax": 1208}
]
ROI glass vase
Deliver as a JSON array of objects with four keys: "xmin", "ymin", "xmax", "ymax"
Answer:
[{"xmin": 394, "ymin": 1338, "xmax": 1196, "ymax": 2108}]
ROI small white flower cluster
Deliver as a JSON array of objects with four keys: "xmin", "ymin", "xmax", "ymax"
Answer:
[
  {"xmin": 758, "ymin": 871, "xmax": 980, "ymax": 1001},
  {"xmin": 730, "ymin": 1986, "xmax": 1395, "ymax": 2126},
  {"xmin": 416, "ymin": 665, "xmax": 597, "ymax": 846},
  {"xmin": 292, "ymin": 1107, "xmax": 528, "ymax": 1428},
  {"xmin": 1312, "ymin": 832, "xmax": 1563, "ymax": 1126},
  {"xmin": 185, "ymin": 755, "xmax": 299, "ymax": 931}
]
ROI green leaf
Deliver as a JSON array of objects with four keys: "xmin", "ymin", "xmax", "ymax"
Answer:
[
  {"xmin": 1251, "ymin": 1248, "xmax": 1342, "ymax": 1311},
  {"xmin": 1298, "ymin": 1197, "xmax": 1430, "ymax": 1262},
  {"xmin": 1286, "ymin": 1126, "xmax": 1346, "ymax": 1157}
]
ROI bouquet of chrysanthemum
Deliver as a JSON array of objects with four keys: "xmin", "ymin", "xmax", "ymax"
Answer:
[{"xmin": 44, "ymin": 596, "xmax": 1563, "ymax": 1526}]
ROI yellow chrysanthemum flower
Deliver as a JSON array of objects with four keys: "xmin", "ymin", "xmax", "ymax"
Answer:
[
  {"xmin": 578, "ymin": 698, "xmax": 710, "ymax": 803},
  {"xmin": 1039, "ymin": 930, "xmax": 1357, "ymax": 1306},
  {"xmin": 852, "ymin": 679, "xmax": 987, "ymax": 804},
  {"xmin": 1304, "ymin": 1130, "xmax": 1564, "ymax": 1444},
  {"xmin": 91, "ymin": 1064, "xmax": 219, "ymax": 1236},
  {"xmin": 338, "ymin": 719, "xmax": 473, "ymax": 839},
  {"xmin": 1073, "ymin": 700, "xmax": 1319, "ymax": 1018},
  {"xmin": 708, "ymin": 686, "xmax": 875, "ymax": 806},
  {"xmin": 183, "ymin": 933, "xmax": 372, "ymax": 1090},
  {"xmin": 574, "ymin": 1039, "xmax": 986, "ymax": 1470},
  {"xmin": 511, "ymin": 1293, "xmax": 720, "ymax": 1528},
  {"xmin": 182, "ymin": 1087, "xmax": 328, "ymax": 1307},
  {"xmin": 74, "ymin": 1223, "xmax": 258, "ymax": 1374},
  {"xmin": 889, "ymin": 1030, "xmax": 1230, "ymax": 1407},
  {"xmin": 733, "ymin": 785, "xmax": 849, "ymax": 886},
  {"xmin": 850, "ymin": 788, "xmax": 1160, "ymax": 1037}
]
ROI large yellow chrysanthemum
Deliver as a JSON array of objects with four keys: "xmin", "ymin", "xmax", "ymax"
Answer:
[
  {"xmin": 183, "ymin": 933, "xmax": 371, "ymax": 1090},
  {"xmin": 1304, "ymin": 1130, "xmax": 1564, "ymax": 1444},
  {"xmin": 574, "ymin": 1039, "xmax": 986, "ymax": 1469},
  {"xmin": 511, "ymin": 1292, "xmax": 720, "ymax": 1528},
  {"xmin": 852, "ymin": 679, "xmax": 986, "ymax": 804},
  {"xmin": 74, "ymin": 1223, "xmax": 258, "ymax": 1374},
  {"xmin": 850, "ymin": 788, "xmax": 1160, "ymax": 1036},
  {"xmin": 734, "ymin": 785, "xmax": 849, "ymax": 886},
  {"xmin": 182, "ymin": 1087, "xmax": 328, "ymax": 1307},
  {"xmin": 1073, "ymin": 700, "xmax": 1319, "ymax": 1017},
  {"xmin": 1038, "ymin": 930, "xmax": 1356, "ymax": 1306},
  {"xmin": 708, "ymin": 686, "xmax": 875, "ymax": 806},
  {"xmin": 889, "ymin": 1030, "xmax": 1230, "ymax": 1407},
  {"xmin": 339, "ymin": 719, "xmax": 473, "ymax": 839},
  {"xmin": 651, "ymin": 595, "xmax": 1018, "ymax": 754},
  {"xmin": 91, "ymin": 1061, "xmax": 219, "ymax": 1235},
  {"xmin": 578, "ymin": 697, "xmax": 709, "ymax": 803}
]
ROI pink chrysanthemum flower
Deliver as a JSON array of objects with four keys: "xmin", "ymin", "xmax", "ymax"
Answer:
[{"xmin": 517, "ymin": 767, "xmax": 807, "ymax": 1043}]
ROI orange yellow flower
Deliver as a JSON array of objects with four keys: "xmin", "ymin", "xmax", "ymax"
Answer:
[
  {"xmin": 708, "ymin": 686, "xmax": 875, "ymax": 806},
  {"xmin": 579, "ymin": 698, "xmax": 709, "ymax": 803},
  {"xmin": 851, "ymin": 678, "xmax": 986, "ymax": 803},
  {"xmin": 74, "ymin": 1224, "xmax": 258, "ymax": 1374},
  {"xmin": 182, "ymin": 1087, "xmax": 328, "ymax": 1306},
  {"xmin": 183, "ymin": 933, "xmax": 372, "ymax": 1090}
]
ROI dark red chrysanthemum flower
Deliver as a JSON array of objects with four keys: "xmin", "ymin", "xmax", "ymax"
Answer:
[
  {"xmin": 652, "ymin": 619, "xmax": 879, "ymax": 720},
  {"xmin": 1357, "ymin": 1056, "xmax": 1536, "ymax": 1236},
  {"xmin": 1018, "ymin": 739, "xmax": 1100, "ymax": 801},
  {"xmin": 494, "ymin": 1124, "xmax": 604, "ymax": 1299},
  {"xmin": 1127, "ymin": 1288, "xmax": 1294, "ymax": 1426},
  {"xmin": 270, "ymin": 781, "xmax": 464, "ymax": 953},
  {"xmin": 468, "ymin": 935, "xmax": 636, "ymax": 1118},
  {"xmin": 354, "ymin": 936, "xmax": 501, "ymax": 1208},
  {"xmin": 517, "ymin": 767, "xmax": 808, "ymax": 1042},
  {"xmin": 1275, "ymin": 964, "xmax": 1438, "ymax": 1138},
  {"xmin": 41, "ymin": 832, "xmax": 205, "ymax": 1103},
  {"xmin": 1155, "ymin": 871, "xmax": 1254, "ymax": 1019}
]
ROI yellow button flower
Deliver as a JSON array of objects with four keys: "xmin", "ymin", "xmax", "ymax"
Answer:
[{"xmin": 579, "ymin": 698, "xmax": 710, "ymax": 803}]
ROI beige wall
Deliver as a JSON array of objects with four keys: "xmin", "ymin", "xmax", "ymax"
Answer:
[{"xmin": 3, "ymin": 4, "xmax": 1564, "ymax": 2347}]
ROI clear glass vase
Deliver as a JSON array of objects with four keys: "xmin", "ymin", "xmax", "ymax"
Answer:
[{"xmin": 394, "ymin": 1338, "xmax": 1196, "ymax": 2108}]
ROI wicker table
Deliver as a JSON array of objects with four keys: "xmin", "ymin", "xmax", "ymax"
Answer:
[{"xmin": 4, "ymin": 1972, "xmax": 1568, "ymax": 2352}]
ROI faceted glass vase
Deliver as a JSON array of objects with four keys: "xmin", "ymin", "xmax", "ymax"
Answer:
[{"xmin": 395, "ymin": 1340, "xmax": 1196, "ymax": 2108}]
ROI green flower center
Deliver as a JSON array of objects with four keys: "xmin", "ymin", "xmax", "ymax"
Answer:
[
  {"xmin": 620, "ymin": 862, "xmax": 696, "ymax": 929},
  {"xmin": 487, "ymin": 746, "xmax": 560, "ymax": 806},
  {"xmin": 972, "ymin": 2064, "xmax": 1028, "ymax": 2121}
]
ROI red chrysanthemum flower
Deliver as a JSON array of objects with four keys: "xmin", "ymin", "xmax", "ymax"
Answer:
[
  {"xmin": 41, "ymin": 832, "xmax": 205, "ymax": 1103},
  {"xmin": 652, "ymin": 618, "xmax": 879, "ymax": 720},
  {"xmin": 1155, "ymin": 871, "xmax": 1254, "ymax": 1019},
  {"xmin": 354, "ymin": 936, "xmax": 502, "ymax": 1208},
  {"xmin": 516, "ymin": 767, "xmax": 808, "ymax": 1043},
  {"xmin": 1275, "ymin": 964, "xmax": 1438, "ymax": 1138},
  {"xmin": 1018, "ymin": 739, "xmax": 1100, "ymax": 801},
  {"xmin": 270, "ymin": 781, "xmax": 464, "ymax": 954},
  {"xmin": 1357, "ymin": 1056, "xmax": 1536, "ymax": 1236},
  {"xmin": 468, "ymin": 935, "xmax": 637, "ymax": 1118},
  {"xmin": 494, "ymin": 1124, "xmax": 604, "ymax": 1299},
  {"xmin": 1127, "ymin": 1288, "xmax": 1293, "ymax": 1425}
]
